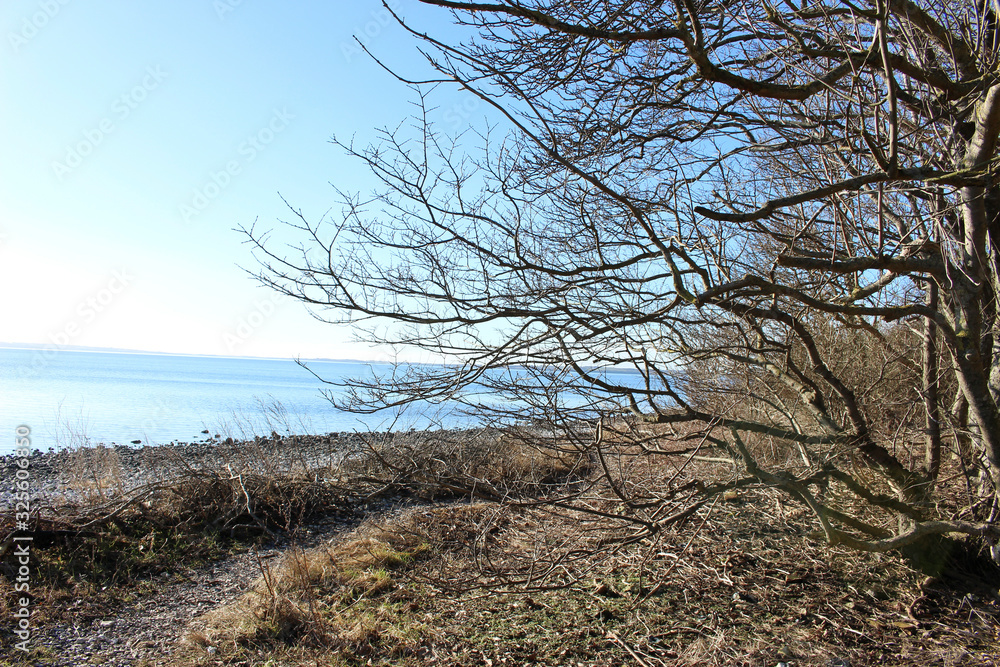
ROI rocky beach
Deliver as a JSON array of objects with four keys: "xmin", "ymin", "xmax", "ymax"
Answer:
[
  {"xmin": 0, "ymin": 429, "xmax": 482, "ymax": 509},
  {"xmin": 3, "ymin": 429, "xmax": 1000, "ymax": 666}
]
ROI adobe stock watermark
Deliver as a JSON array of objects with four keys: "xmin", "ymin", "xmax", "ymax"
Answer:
[
  {"xmin": 11, "ymin": 425, "xmax": 34, "ymax": 652},
  {"xmin": 213, "ymin": 0, "xmax": 247, "ymax": 20},
  {"xmin": 52, "ymin": 66, "xmax": 168, "ymax": 181},
  {"xmin": 223, "ymin": 293, "xmax": 286, "ymax": 352},
  {"xmin": 179, "ymin": 108, "xmax": 293, "ymax": 224},
  {"xmin": 340, "ymin": 0, "xmax": 402, "ymax": 63},
  {"xmin": 8, "ymin": 0, "xmax": 72, "ymax": 53},
  {"xmin": 444, "ymin": 93, "xmax": 482, "ymax": 132},
  {"xmin": 16, "ymin": 269, "xmax": 133, "ymax": 379}
]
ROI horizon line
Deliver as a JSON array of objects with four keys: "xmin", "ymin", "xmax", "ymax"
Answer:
[{"xmin": 0, "ymin": 341, "xmax": 385, "ymax": 364}]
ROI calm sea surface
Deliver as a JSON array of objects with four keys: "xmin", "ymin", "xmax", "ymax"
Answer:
[{"xmin": 0, "ymin": 348, "xmax": 474, "ymax": 454}]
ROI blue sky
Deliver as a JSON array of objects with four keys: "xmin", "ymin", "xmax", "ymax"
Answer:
[{"xmin": 1, "ymin": 0, "xmax": 483, "ymax": 361}]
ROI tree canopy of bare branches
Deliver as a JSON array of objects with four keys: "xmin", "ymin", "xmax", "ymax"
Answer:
[{"xmin": 246, "ymin": 0, "xmax": 1000, "ymax": 568}]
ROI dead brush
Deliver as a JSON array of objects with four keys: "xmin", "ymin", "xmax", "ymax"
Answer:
[
  {"xmin": 60, "ymin": 443, "xmax": 124, "ymax": 503},
  {"xmin": 485, "ymin": 431, "xmax": 587, "ymax": 489},
  {"xmin": 343, "ymin": 428, "xmax": 589, "ymax": 501},
  {"xmin": 149, "ymin": 469, "xmax": 357, "ymax": 535}
]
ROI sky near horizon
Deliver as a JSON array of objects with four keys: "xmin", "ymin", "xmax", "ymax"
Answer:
[{"xmin": 1, "ymin": 0, "xmax": 483, "ymax": 362}]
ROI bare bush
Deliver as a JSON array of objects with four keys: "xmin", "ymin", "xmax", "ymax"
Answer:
[
  {"xmin": 340, "ymin": 428, "xmax": 589, "ymax": 501},
  {"xmin": 244, "ymin": 0, "xmax": 1000, "ymax": 571}
]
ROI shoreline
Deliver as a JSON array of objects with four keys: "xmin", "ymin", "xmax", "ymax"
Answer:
[{"xmin": 0, "ymin": 427, "xmax": 491, "ymax": 510}]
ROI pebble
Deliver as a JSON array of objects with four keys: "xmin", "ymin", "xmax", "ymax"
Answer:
[
  {"xmin": 0, "ymin": 428, "xmax": 491, "ymax": 509},
  {"xmin": 0, "ymin": 431, "xmax": 372, "ymax": 509},
  {"xmin": 19, "ymin": 511, "xmax": 368, "ymax": 665},
  {"xmin": 0, "ymin": 430, "xmax": 470, "ymax": 665}
]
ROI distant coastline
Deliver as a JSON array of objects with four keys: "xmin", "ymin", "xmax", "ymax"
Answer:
[{"xmin": 0, "ymin": 341, "xmax": 374, "ymax": 365}]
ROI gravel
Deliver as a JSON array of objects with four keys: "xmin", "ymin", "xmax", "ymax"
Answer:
[
  {"xmin": 25, "ymin": 503, "xmax": 410, "ymax": 666},
  {"xmin": 1, "ymin": 431, "xmax": 446, "ymax": 665},
  {"xmin": 0, "ymin": 431, "xmax": 382, "ymax": 510}
]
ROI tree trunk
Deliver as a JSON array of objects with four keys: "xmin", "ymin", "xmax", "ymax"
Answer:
[{"xmin": 924, "ymin": 282, "xmax": 941, "ymax": 479}]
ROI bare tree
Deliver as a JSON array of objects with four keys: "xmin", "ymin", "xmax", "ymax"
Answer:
[{"xmin": 245, "ymin": 0, "xmax": 1000, "ymax": 567}]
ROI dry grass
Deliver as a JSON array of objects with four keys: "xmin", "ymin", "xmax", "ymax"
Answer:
[
  {"xmin": 60, "ymin": 443, "xmax": 125, "ymax": 503},
  {"xmin": 184, "ymin": 502, "xmax": 504, "ymax": 661},
  {"xmin": 173, "ymin": 483, "xmax": 1000, "ymax": 666},
  {"xmin": 168, "ymin": 438, "xmax": 1000, "ymax": 667},
  {"xmin": 7, "ymin": 427, "xmax": 1000, "ymax": 666}
]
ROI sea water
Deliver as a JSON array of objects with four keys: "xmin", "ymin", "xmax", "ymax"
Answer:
[{"xmin": 0, "ymin": 348, "xmax": 470, "ymax": 453}]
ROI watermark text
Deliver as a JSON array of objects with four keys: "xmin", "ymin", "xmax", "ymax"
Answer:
[
  {"xmin": 52, "ymin": 66, "xmax": 168, "ymax": 180},
  {"xmin": 179, "ymin": 108, "xmax": 293, "ymax": 223},
  {"xmin": 9, "ymin": 0, "xmax": 72, "ymax": 53},
  {"xmin": 11, "ymin": 425, "xmax": 34, "ymax": 652}
]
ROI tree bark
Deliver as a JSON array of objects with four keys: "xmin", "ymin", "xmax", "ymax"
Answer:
[{"xmin": 924, "ymin": 282, "xmax": 941, "ymax": 479}]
